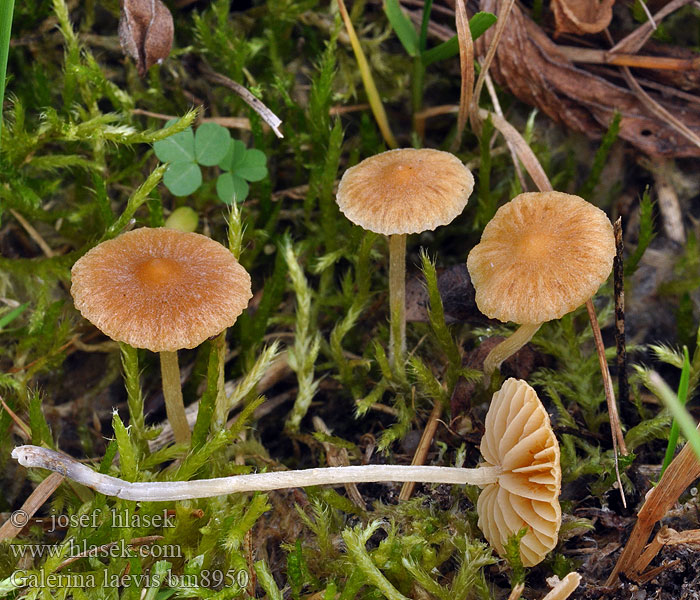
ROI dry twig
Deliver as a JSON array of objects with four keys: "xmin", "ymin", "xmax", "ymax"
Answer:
[
  {"xmin": 199, "ymin": 64, "xmax": 283, "ymax": 138},
  {"xmin": 613, "ymin": 218, "xmax": 628, "ymax": 408},
  {"xmin": 0, "ymin": 472, "xmax": 64, "ymax": 542},
  {"xmin": 399, "ymin": 400, "xmax": 442, "ymax": 501},
  {"xmin": 452, "ymin": 0, "xmax": 474, "ymax": 150}
]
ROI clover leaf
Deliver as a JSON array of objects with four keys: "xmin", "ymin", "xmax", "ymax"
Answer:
[
  {"xmin": 216, "ymin": 172, "xmax": 250, "ymax": 205},
  {"xmin": 153, "ymin": 124, "xmax": 196, "ymax": 163},
  {"xmin": 194, "ymin": 122, "xmax": 231, "ymax": 166},
  {"xmin": 154, "ymin": 121, "xmax": 266, "ymax": 203},
  {"xmin": 162, "ymin": 161, "xmax": 202, "ymax": 196},
  {"xmin": 216, "ymin": 140, "xmax": 268, "ymax": 204}
]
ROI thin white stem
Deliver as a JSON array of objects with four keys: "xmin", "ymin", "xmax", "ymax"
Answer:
[
  {"xmin": 160, "ymin": 351, "xmax": 191, "ymax": 444},
  {"xmin": 388, "ymin": 233, "xmax": 407, "ymax": 372},
  {"xmin": 483, "ymin": 322, "xmax": 541, "ymax": 381},
  {"xmin": 12, "ymin": 445, "xmax": 501, "ymax": 502}
]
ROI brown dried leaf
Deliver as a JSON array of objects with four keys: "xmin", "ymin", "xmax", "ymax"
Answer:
[
  {"xmin": 551, "ymin": 0, "xmax": 615, "ymax": 37},
  {"xmin": 476, "ymin": 0, "xmax": 700, "ymax": 157},
  {"xmin": 119, "ymin": 0, "xmax": 174, "ymax": 78}
]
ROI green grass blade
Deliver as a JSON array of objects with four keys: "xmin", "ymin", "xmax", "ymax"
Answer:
[
  {"xmin": 660, "ymin": 346, "xmax": 691, "ymax": 477},
  {"xmin": 0, "ymin": 0, "xmax": 14, "ymax": 146},
  {"xmin": 422, "ymin": 12, "xmax": 496, "ymax": 66},
  {"xmin": 0, "ymin": 301, "xmax": 28, "ymax": 331},
  {"xmin": 384, "ymin": 0, "xmax": 418, "ymax": 57},
  {"xmin": 648, "ymin": 370, "xmax": 700, "ymax": 462}
]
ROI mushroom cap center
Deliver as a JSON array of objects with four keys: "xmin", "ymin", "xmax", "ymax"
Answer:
[
  {"xmin": 386, "ymin": 162, "xmax": 414, "ymax": 184},
  {"xmin": 136, "ymin": 257, "xmax": 182, "ymax": 286},
  {"xmin": 517, "ymin": 230, "xmax": 557, "ymax": 261}
]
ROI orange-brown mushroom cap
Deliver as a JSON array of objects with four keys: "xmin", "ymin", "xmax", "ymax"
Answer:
[
  {"xmin": 71, "ymin": 228, "xmax": 252, "ymax": 352},
  {"xmin": 467, "ymin": 192, "xmax": 615, "ymax": 324},
  {"xmin": 478, "ymin": 378, "xmax": 562, "ymax": 567},
  {"xmin": 336, "ymin": 148, "xmax": 474, "ymax": 235}
]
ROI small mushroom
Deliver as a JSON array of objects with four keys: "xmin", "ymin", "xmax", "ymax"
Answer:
[
  {"xmin": 71, "ymin": 227, "xmax": 252, "ymax": 443},
  {"xmin": 467, "ymin": 191, "xmax": 615, "ymax": 378},
  {"xmin": 13, "ymin": 378, "xmax": 561, "ymax": 566},
  {"xmin": 477, "ymin": 378, "xmax": 561, "ymax": 567},
  {"xmin": 336, "ymin": 148, "xmax": 474, "ymax": 370}
]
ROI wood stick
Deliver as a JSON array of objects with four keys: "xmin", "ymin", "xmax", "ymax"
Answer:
[
  {"xmin": 399, "ymin": 400, "xmax": 442, "ymax": 501},
  {"xmin": 613, "ymin": 218, "xmax": 628, "ymax": 408}
]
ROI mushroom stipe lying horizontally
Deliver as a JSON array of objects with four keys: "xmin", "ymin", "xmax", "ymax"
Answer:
[{"xmin": 12, "ymin": 379, "xmax": 561, "ymax": 566}]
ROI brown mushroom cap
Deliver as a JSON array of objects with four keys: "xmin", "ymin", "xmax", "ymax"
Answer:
[
  {"xmin": 466, "ymin": 191, "xmax": 615, "ymax": 324},
  {"xmin": 477, "ymin": 378, "xmax": 561, "ymax": 567},
  {"xmin": 336, "ymin": 148, "xmax": 474, "ymax": 235},
  {"xmin": 71, "ymin": 228, "xmax": 252, "ymax": 352}
]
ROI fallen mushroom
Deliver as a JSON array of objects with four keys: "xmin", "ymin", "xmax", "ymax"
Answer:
[
  {"xmin": 466, "ymin": 191, "xmax": 615, "ymax": 379},
  {"xmin": 70, "ymin": 227, "xmax": 252, "ymax": 444},
  {"xmin": 478, "ymin": 378, "xmax": 562, "ymax": 567},
  {"xmin": 12, "ymin": 378, "xmax": 561, "ymax": 566},
  {"xmin": 336, "ymin": 148, "xmax": 473, "ymax": 371}
]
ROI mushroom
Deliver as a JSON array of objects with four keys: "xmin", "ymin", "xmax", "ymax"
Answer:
[
  {"xmin": 13, "ymin": 378, "xmax": 561, "ymax": 566},
  {"xmin": 336, "ymin": 148, "xmax": 474, "ymax": 370},
  {"xmin": 467, "ymin": 191, "xmax": 615, "ymax": 379},
  {"xmin": 477, "ymin": 378, "xmax": 561, "ymax": 567},
  {"xmin": 70, "ymin": 227, "xmax": 252, "ymax": 444}
]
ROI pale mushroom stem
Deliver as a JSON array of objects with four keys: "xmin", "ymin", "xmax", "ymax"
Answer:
[
  {"xmin": 388, "ymin": 233, "xmax": 407, "ymax": 372},
  {"xmin": 159, "ymin": 351, "xmax": 191, "ymax": 444},
  {"xmin": 11, "ymin": 445, "xmax": 501, "ymax": 502},
  {"xmin": 483, "ymin": 322, "xmax": 542, "ymax": 381}
]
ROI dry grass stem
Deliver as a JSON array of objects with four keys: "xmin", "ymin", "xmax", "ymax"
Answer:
[
  {"xmin": 0, "ymin": 472, "xmax": 64, "ymax": 542},
  {"xmin": 470, "ymin": 0, "xmax": 515, "ymax": 132},
  {"xmin": 0, "ymin": 395, "xmax": 31, "ymax": 440},
  {"xmin": 476, "ymin": 108, "xmax": 552, "ymax": 192},
  {"xmin": 615, "ymin": 59, "xmax": 700, "ymax": 152},
  {"xmin": 452, "ymin": 0, "xmax": 473, "ymax": 151},
  {"xmin": 586, "ymin": 299, "xmax": 627, "ymax": 508},
  {"xmin": 314, "ymin": 416, "xmax": 365, "ymax": 508},
  {"xmin": 586, "ymin": 299, "xmax": 627, "ymax": 456},
  {"xmin": 200, "ymin": 64, "xmax": 283, "ymax": 138},
  {"xmin": 132, "ymin": 108, "xmax": 252, "ymax": 130},
  {"xmin": 556, "ymin": 46, "xmax": 699, "ymax": 70},
  {"xmin": 10, "ymin": 208, "xmax": 55, "ymax": 257},
  {"xmin": 483, "ymin": 71, "xmax": 527, "ymax": 191},
  {"xmin": 399, "ymin": 400, "xmax": 442, "ymax": 501},
  {"xmin": 609, "ymin": 0, "xmax": 694, "ymax": 54}
]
